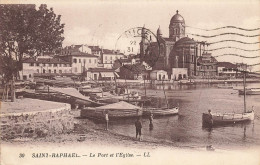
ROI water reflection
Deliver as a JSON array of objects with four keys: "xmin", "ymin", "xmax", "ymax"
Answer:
[{"xmin": 92, "ymin": 83, "xmax": 260, "ymax": 149}]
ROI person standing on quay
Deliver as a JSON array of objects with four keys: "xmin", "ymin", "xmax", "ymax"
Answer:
[
  {"xmin": 105, "ymin": 111, "xmax": 109, "ymax": 130},
  {"xmin": 135, "ymin": 117, "xmax": 142, "ymax": 141}
]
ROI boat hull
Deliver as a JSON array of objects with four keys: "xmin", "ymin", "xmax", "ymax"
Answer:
[
  {"xmin": 80, "ymin": 108, "xmax": 143, "ymax": 120},
  {"xmin": 238, "ymin": 89, "xmax": 260, "ymax": 95},
  {"xmin": 202, "ymin": 111, "xmax": 254, "ymax": 126},
  {"xmin": 143, "ymin": 107, "xmax": 179, "ymax": 116}
]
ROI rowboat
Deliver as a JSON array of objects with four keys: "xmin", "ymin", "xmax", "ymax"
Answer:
[
  {"xmin": 217, "ymin": 85, "xmax": 233, "ymax": 89},
  {"xmin": 238, "ymin": 88, "xmax": 260, "ymax": 95},
  {"xmin": 143, "ymin": 107, "xmax": 179, "ymax": 116},
  {"xmin": 80, "ymin": 101, "xmax": 143, "ymax": 120},
  {"xmin": 202, "ymin": 71, "xmax": 255, "ymax": 127},
  {"xmin": 202, "ymin": 110, "xmax": 254, "ymax": 126}
]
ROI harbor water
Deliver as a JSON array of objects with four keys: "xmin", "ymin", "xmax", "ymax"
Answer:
[{"xmin": 96, "ymin": 83, "xmax": 260, "ymax": 150}]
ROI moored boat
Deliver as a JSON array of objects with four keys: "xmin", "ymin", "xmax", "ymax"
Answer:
[
  {"xmin": 80, "ymin": 101, "xmax": 143, "ymax": 120},
  {"xmin": 202, "ymin": 71, "xmax": 255, "ymax": 127},
  {"xmin": 238, "ymin": 88, "xmax": 260, "ymax": 95},
  {"xmin": 217, "ymin": 85, "xmax": 233, "ymax": 89},
  {"xmin": 202, "ymin": 110, "xmax": 254, "ymax": 126},
  {"xmin": 143, "ymin": 107, "xmax": 179, "ymax": 116}
]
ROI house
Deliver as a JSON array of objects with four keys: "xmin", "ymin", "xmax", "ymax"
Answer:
[
  {"xmin": 86, "ymin": 68, "xmax": 118, "ymax": 81},
  {"xmin": 117, "ymin": 64, "xmax": 147, "ymax": 80},
  {"xmin": 217, "ymin": 62, "xmax": 238, "ymax": 77},
  {"xmin": 150, "ymin": 70, "xmax": 169, "ymax": 80},
  {"xmin": 20, "ymin": 57, "xmax": 71, "ymax": 80},
  {"xmin": 113, "ymin": 58, "xmax": 138, "ymax": 70},
  {"xmin": 196, "ymin": 52, "xmax": 218, "ymax": 78},
  {"xmin": 57, "ymin": 52, "xmax": 98, "ymax": 74},
  {"xmin": 171, "ymin": 68, "xmax": 187, "ymax": 80},
  {"xmin": 101, "ymin": 49, "xmax": 126, "ymax": 69},
  {"xmin": 88, "ymin": 46, "xmax": 102, "ymax": 63}
]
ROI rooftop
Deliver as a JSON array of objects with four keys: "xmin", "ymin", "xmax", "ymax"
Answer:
[
  {"xmin": 175, "ymin": 37, "xmax": 197, "ymax": 45},
  {"xmin": 23, "ymin": 57, "xmax": 70, "ymax": 64},
  {"xmin": 69, "ymin": 52, "xmax": 98, "ymax": 58},
  {"xmin": 88, "ymin": 68, "xmax": 115, "ymax": 72},
  {"xmin": 88, "ymin": 46, "xmax": 102, "ymax": 51},
  {"xmin": 217, "ymin": 62, "xmax": 237, "ymax": 68}
]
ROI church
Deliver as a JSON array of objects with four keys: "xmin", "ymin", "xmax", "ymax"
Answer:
[{"xmin": 140, "ymin": 10, "xmax": 200, "ymax": 80}]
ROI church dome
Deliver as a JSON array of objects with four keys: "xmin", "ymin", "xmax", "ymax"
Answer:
[
  {"xmin": 170, "ymin": 10, "xmax": 185, "ymax": 24},
  {"xmin": 175, "ymin": 37, "xmax": 196, "ymax": 45}
]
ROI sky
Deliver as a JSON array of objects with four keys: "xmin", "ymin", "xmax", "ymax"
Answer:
[{"xmin": 32, "ymin": 0, "xmax": 260, "ymax": 70}]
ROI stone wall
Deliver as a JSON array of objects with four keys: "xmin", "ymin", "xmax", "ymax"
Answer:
[{"xmin": 0, "ymin": 104, "xmax": 74, "ymax": 140}]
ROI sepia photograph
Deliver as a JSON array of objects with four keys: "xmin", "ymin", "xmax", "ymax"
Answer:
[{"xmin": 0, "ymin": 0, "xmax": 260, "ymax": 164}]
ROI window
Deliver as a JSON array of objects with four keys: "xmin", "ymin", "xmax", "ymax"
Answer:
[
  {"xmin": 94, "ymin": 59, "xmax": 97, "ymax": 63},
  {"xmin": 36, "ymin": 63, "xmax": 40, "ymax": 66},
  {"xmin": 29, "ymin": 74, "xmax": 32, "ymax": 78},
  {"xmin": 54, "ymin": 64, "xmax": 57, "ymax": 67},
  {"xmin": 43, "ymin": 69, "xmax": 45, "ymax": 73},
  {"xmin": 73, "ymin": 58, "xmax": 77, "ymax": 63},
  {"xmin": 59, "ymin": 64, "xmax": 62, "ymax": 67},
  {"xmin": 43, "ymin": 63, "xmax": 46, "ymax": 67},
  {"xmin": 30, "ymin": 63, "xmax": 34, "ymax": 66},
  {"xmin": 49, "ymin": 64, "xmax": 52, "ymax": 67},
  {"xmin": 37, "ymin": 69, "xmax": 39, "ymax": 73},
  {"xmin": 59, "ymin": 70, "xmax": 62, "ymax": 73},
  {"xmin": 83, "ymin": 59, "xmax": 86, "ymax": 63},
  {"xmin": 79, "ymin": 59, "xmax": 81, "ymax": 63},
  {"xmin": 110, "ymin": 56, "xmax": 112, "ymax": 60},
  {"xmin": 89, "ymin": 59, "xmax": 91, "ymax": 63},
  {"xmin": 49, "ymin": 69, "xmax": 51, "ymax": 73},
  {"xmin": 54, "ymin": 69, "xmax": 56, "ymax": 73}
]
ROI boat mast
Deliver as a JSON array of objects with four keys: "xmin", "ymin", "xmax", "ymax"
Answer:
[
  {"xmin": 113, "ymin": 73, "xmax": 118, "ymax": 95},
  {"xmin": 125, "ymin": 76, "xmax": 129, "ymax": 102},
  {"xmin": 243, "ymin": 71, "xmax": 246, "ymax": 113},
  {"xmin": 144, "ymin": 76, "xmax": 146, "ymax": 97},
  {"xmin": 162, "ymin": 80, "xmax": 169, "ymax": 109}
]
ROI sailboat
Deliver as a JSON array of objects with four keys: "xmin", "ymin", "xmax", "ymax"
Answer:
[
  {"xmin": 202, "ymin": 71, "xmax": 255, "ymax": 126},
  {"xmin": 143, "ymin": 79, "xmax": 179, "ymax": 116}
]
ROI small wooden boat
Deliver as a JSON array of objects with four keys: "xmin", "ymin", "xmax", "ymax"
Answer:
[
  {"xmin": 79, "ymin": 87, "xmax": 103, "ymax": 95},
  {"xmin": 217, "ymin": 85, "xmax": 233, "ymax": 89},
  {"xmin": 80, "ymin": 101, "xmax": 143, "ymax": 120},
  {"xmin": 202, "ymin": 71, "xmax": 255, "ymax": 127},
  {"xmin": 238, "ymin": 88, "xmax": 260, "ymax": 95},
  {"xmin": 143, "ymin": 107, "xmax": 179, "ymax": 116},
  {"xmin": 202, "ymin": 110, "xmax": 254, "ymax": 126},
  {"xmin": 179, "ymin": 79, "xmax": 194, "ymax": 85}
]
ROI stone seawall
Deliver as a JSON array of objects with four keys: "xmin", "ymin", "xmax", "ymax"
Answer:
[{"xmin": 0, "ymin": 99, "xmax": 74, "ymax": 140}]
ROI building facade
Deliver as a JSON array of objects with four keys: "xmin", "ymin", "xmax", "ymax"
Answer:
[
  {"xmin": 101, "ymin": 49, "xmax": 126, "ymax": 69},
  {"xmin": 196, "ymin": 52, "xmax": 218, "ymax": 78},
  {"xmin": 58, "ymin": 52, "xmax": 98, "ymax": 74},
  {"xmin": 20, "ymin": 57, "xmax": 71, "ymax": 80},
  {"xmin": 217, "ymin": 62, "xmax": 238, "ymax": 77}
]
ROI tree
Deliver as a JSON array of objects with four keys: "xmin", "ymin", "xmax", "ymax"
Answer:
[{"xmin": 0, "ymin": 4, "xmax": 65, "ymax": 101}]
